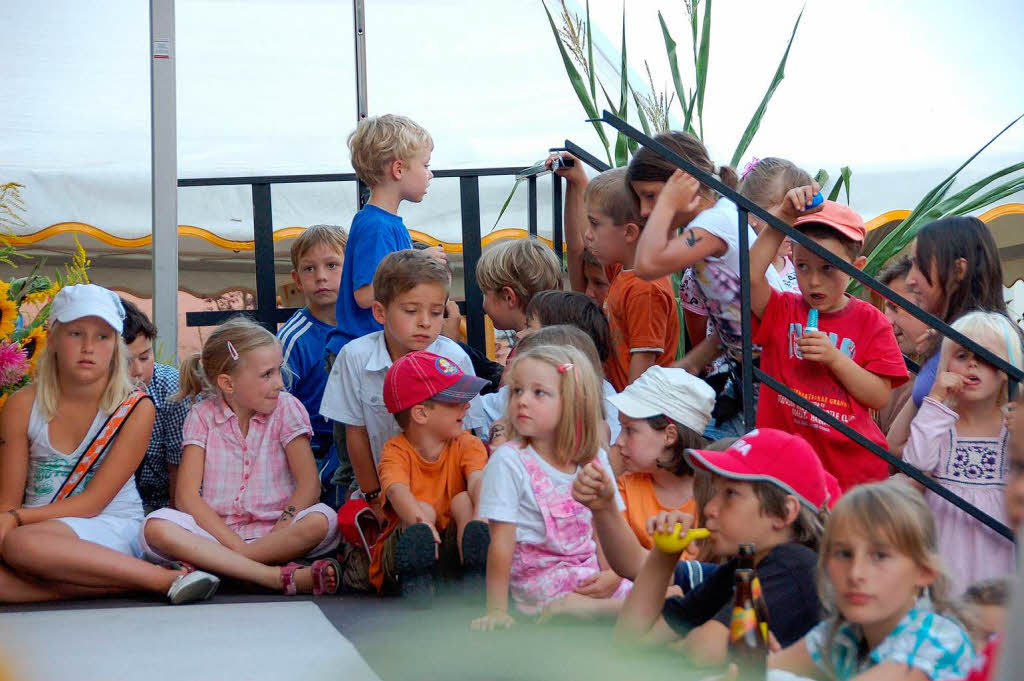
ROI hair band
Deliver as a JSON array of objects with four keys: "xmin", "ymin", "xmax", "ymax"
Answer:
[
  {"xmin": 557, "ymin": 363, "xmax": 574, "ymax": 373},
  {"xmin": 740, "ymin": 157, "xmax": 761, "ymax": 180},
  {"xmin": 226, "ymin": 341, "xmax": 239, "ymax": 361}
]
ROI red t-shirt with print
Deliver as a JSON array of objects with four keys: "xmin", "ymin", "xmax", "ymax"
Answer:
[{"xmin": 754, "ymin": 289, "xmax": 908, "ymax": 491}]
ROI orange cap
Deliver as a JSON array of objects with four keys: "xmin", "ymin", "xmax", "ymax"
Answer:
[{"xmin": 794, "ymin": 200, "xmax": 866, "ymax": 244}]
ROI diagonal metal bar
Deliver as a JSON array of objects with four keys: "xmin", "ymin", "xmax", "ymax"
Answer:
[
  {"xmin": 756, "ymin": 368, "xmax": 1014, "ymax": 541},
  {"xmin": 597, "ymin": 110, "xmax": 1024, "ymax": 384},
  {"xmin": 559, "ymin": 141, "xmax": 611, "ymax": 172}
]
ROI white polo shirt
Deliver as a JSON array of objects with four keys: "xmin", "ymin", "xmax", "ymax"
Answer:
[{"xmin": 319, "ymin": 331, "xmax": 484, "ymax": 465}]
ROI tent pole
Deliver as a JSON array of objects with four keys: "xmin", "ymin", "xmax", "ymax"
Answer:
[
  {"xmin": 150, "ymin": 0, "xmax": 179, "ymax": 360},
  {"xmin": 353, "ymin": 0, "xmax": 368, "ymax": 208}
]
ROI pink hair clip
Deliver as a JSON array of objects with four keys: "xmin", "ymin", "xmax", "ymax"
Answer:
[
  {"xmin": 741, "ymin": 156, "xmax": 761, "ymax": 180},
  {"xmin": 557, "ymin": 363, "xmax": 574, "ymax": 374},
  {"xmin": 226, "ymin": 341, "xmax": 239, "ymax": 361}
]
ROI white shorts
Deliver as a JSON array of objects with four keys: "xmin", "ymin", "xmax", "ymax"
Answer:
[
  {"xmin": 138, "ymin": 504, "xmax": 341, "ymax": 566},
  {"xmin": 58, "ymin": 514, "xmax": 144, "ymax": 558}
]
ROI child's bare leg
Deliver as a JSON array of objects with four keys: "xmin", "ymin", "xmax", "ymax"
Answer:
[
  {"xmin": 538, "ymin": 592, "xmax": 626, "ymax": 622},
  {"xmin": 0, "ymin": 562, "xmax": 128, "ymax": 603},
  {"xmin": 450, "ymin": 491, "xmax": 474, "ymax": 562},
  {"xmin": 144, "ymin": 519, "xmax": 333, "ymax": 594},
  {"xmin": 238, "ymin": 512, "xmax": 330, "ymax": 565}
]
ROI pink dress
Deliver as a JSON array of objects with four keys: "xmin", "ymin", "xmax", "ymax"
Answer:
[
  {"xmin": 508, "ymin": 448, "xmax": 631, "ymax": 615},
  {"xmin": 903, "ymin": 397, "xmax": 1015, "ymax": 594}
]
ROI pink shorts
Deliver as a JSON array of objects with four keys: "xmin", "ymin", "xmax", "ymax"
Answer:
[{"xmin": 138, "ymin": 503, "xmax": 341, "ymax": 566}]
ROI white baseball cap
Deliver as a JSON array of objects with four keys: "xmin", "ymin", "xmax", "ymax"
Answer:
[
  {"xmin": 607, "ymin": 366, "xmax": 715, "ymax": 435},
  {"xmin": 49, "ymin": 284, "xmax": 126, "ymax": 333}
]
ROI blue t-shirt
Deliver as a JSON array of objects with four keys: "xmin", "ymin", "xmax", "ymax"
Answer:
[
  {"xmin": 279, "ymin": 307, "xmax": 334, "ymax": 445},
  {"xmin": 326, "ymin": 204, "xmax": 413, "ymax": 354},
  {"xmin": 913, "ymin": 352, "xmax": 940, "ymax": 409}
]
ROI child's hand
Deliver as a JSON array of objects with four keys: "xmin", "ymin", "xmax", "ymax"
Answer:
[
  {"xmin": 488, "ymin": 419, "xmax": 510, "ymax": 449},
  {"xmin": 573, "ymin": 569, "xmax": 623, "ymax": 598},
  {"xmin": 0, "ymin": 511, "xmax": 18, "ymax": 545},
  {"xmin": 796, "ymin": 330, "xmax": 840, "ymax": 367},
  {"xmin": 545, "ymin": 152, "xmax": 587, "ymax": 186},
  {"xmin": 470, "ymin": 610, "xmax": 515, "ymax": 631},
  {"xmin": 646, "ymin": 509, "xmax": 694, "ymax": 538},
  {"xmin": 776, "ymin": 182, "xmax": 823, "ymax": 223},
  {"xmin": 423, "ymin": 245, "xmax": 448, "ymax": 263},
  {"xmin": 572, "ymin": 461, "xmax": 615, "ymax": 511},
  {"xmin": 930, "ymin": 371, "xmax": 965, "ymax": 406},
  {"xmin": 658, "ymin": 169, "xmax": 702, "ymax": 216},
  {"xmin": 441, "ymin": 300, "xmax": 462, "ymax": 341}
]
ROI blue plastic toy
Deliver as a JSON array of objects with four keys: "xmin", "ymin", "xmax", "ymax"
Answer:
[
  {"xmin": 807, "ymin": 192, "xmax": 824, "ymax": 209},
  {"xmin": 805, "ymin": 308, "xmax": 819, "ymax": 334}
]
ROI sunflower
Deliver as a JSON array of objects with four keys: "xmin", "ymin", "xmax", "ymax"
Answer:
[
  {"xmin": 20, "ymin": 325, "xmax": 46, "ymax": 377},
  {"xmin": 0, "ymin": 281, "xmax": 17, "ymax": 342}
]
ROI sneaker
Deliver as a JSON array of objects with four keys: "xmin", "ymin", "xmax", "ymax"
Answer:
[
  {"xmin": 395, "ymin": 523, "xmax": 437, "ymax": 606},
  {"xmin": 461, "ymin": 520, "xmax": 490, "ymax": 578},
  {"xmin": 167, "ymin": 570, "xmax": 220, "ymax": 605}
]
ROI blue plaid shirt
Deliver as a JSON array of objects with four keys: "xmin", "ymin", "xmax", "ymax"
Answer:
[
  {"xmin": 806, "ymin": 597, "xmax": 975, "ymax": 680},
  {"xmin": 134, "ymin": 363, "xmax": 188, "ymax": 511}
]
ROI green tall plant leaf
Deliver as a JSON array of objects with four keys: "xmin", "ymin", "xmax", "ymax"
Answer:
[
  {"xmin": 695, "ymin": 0, "xmax": 712, "ymax": 140},
  {"xmin": 658, "ymin": 12, "xmax": 692, "ymax": 135},
  {"xmin": 729, "ymin": 7, "xmax": 804, "ymax": 168},
  {"xmin": 586, "ymin": 0, "xmax": 596, "ymax": 104},
  {"xmin": 827, "ymin": 166, "xmax": 852, "ymax": 203},
  {"xmin": 542, "ymin": 1, "xmax": 612, "ymax": 164},
  {"xmin": 614, "ymin": 8, "xmax": 630, "ymax": 167}
]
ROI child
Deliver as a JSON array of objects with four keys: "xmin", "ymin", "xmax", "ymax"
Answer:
[
  {"xmin": 140, "ymin": 316, "xmax": 342, "ymax": 596},
  {"xmin": 551, "ymin": 160, "xmax": 679, "ymax": 391},
  {"xmin": 902, "ymin": 311, "xmax": 1021, "ymax": 593},
  {"xmin": 769, "ymin": 479, "xmax": 976, "ymax": 681},
  {"xmin": 369, "ymin": 351, "xmax": 491, "ymax": 599},
  {"xmin": 475, "ymin": 237, "xmax": 562, "ymax": 335},
  {"xmin": 876, "ymin": 255, "xmax": 926, "ymax": 436},
  {"xmin": 962, "ymin": 578, "xmax": 1010, "ymax": 650},
  {"xmin": 471, "ymin": 344, "xmax": 630, "ymax": 630},
  {"xmin": 574, "ymin": 366, "xmax": 714, "ymax": 585},
  {"xmin": 320, "ymin": 249, "xmax": 483, "ymax": 506},
  {"xmin": 278, "ymin": 224, "xmax": 347, "ymax": 466},
  {"xmin": 581, "ymin": 249, "xmax": 612, "ymax": 306},
  {"xmin": 120, "ymin": 298, "xmax": 189, "ymax": 513},
  {"xmin": 615, "ymin": 428, "xmax": 828, "ymax": 667},
  {"xmin": 749, "ymin": 185, "xmax": 908, "ymax": 491},
  {"xmin": 325, "ymin": 114, "xmax": 443, "ymax": 356},
  {"xmin": 0, "ymin": 284, "xmax": 218, "ymax": 604}
]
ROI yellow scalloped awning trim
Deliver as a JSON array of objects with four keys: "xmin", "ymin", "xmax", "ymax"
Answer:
[{"xmin": 8, "ymin": 207, "xmax": 1022, "ymax": 250}]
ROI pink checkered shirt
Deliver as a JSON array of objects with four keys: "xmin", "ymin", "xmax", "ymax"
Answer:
[{"xmin": 182, "ymin": 392, "xmax": 313, "ymax": 540}]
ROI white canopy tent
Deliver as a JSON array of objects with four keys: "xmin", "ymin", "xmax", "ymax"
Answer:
[{"xmin": 2, "ymin": 0, "xmax": 1023, "ymax": 351}]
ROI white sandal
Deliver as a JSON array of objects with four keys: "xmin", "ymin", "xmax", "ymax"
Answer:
[{"xmin": 167, "ymin": 570, "xmax": 220, "ymax": 605}]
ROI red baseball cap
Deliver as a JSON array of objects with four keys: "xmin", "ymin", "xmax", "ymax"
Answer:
[
  {"xmin": 383, "ymin": 350, "xmax": 489, "ymax": 414},
  {"xmin": 684, "ymin": 428, "xmax": 835, "ymax": 511},
  {"xmin": 794, "ymin": 200, "xmax": 866, "ymax": 245}
]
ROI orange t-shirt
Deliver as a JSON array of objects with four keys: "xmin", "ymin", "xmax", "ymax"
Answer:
[
  {"xmin": 602, "ymin": 266, "xmax": 680, "ymax": 391},
  {"xmin": 369, "ymin": 431, "xmax": 488, "ymax": 591},
  {"xmin": 617, "ymin": 472, "xmax": 696, "ymax": 550}
]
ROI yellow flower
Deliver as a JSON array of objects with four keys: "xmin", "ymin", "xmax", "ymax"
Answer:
[
  {"xmin": 0, "ymin": 392, "xmax": 9, "ymax": 412},
  {"xmin": 25, "ymin": 282, "xmax": 60, "ymax": 307},
  {"xmin": 21, "ymin": 326, "xmax": 46, "ymax": 377},
  {"xmin": 0, "ymin": 281, "xmax": 17, "ymax": 342}
]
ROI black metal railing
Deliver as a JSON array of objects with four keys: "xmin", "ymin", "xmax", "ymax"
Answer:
[{"xmin": 597, "ymin": 109, "xmax": 1020, "ymax": 542}]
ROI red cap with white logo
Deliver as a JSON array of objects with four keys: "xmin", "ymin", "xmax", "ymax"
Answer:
[
  {"xmin": 383, "ymin": 350, "xmax": 489, "ymax": 414},
  {"xmin": 684, "ymin": 428, "xmax": 838, "ymax": 510}
]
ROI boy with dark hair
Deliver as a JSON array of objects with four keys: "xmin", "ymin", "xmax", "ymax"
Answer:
[
  {"xmin": 320, "ymin": 250, "xmax": 484, "ymax": 508},
  {"xmin": 370, "ymin": 350, "xmax": 490, "ymax": 601},
  {"xmin": 749, "ymin": 187, "xmax": 908, "ymax": 491},
  {"xmin": 278, "ymin": 224, "xmax": 347, "ymax": 472},
  {"xmin": 119, "ymin": 298, "xmax": 189, "ymax": 512},
  {"xmin": 611, "ymin": 429, "xmax": 831, "ymax": 666}
]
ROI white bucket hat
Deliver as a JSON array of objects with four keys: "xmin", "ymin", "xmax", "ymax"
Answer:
[
  {"xmin": 49, "ymin": 284, "xmax": 126, "ymax": 334},
  {"xmin": 607, "ymin": 366, "xmax": 715, "ymax": 434}
]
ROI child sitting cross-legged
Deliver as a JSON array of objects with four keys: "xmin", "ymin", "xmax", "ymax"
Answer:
[
  {"xmin": 750, "ymin": 184, "xmax": 908, "ymax": 491},
  {"xmin": 615, "ymin": 428, "xmax": 830, "ymax": 667},
  {"xmin": 369, "ymin": 350, "xmax": 491, "ymax": 601},
  {"xmin": 471, "ymin": 344, "xmax": 631, "ymax": 631},
  {"xmin": 768, "ymin": 478, "xmax": 975, "ymax": 681},
  {"xmin": 141, "ymin": 316, "xmax": 342, "ymax": 596}
]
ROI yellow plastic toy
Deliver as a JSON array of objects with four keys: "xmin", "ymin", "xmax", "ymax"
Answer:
[{"xmin": 653, "ymin": 524, "xmax": 711, "ymax": 554}]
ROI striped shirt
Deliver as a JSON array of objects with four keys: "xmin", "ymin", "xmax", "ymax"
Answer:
[{"xmin": 278, "ymin": 308, "xmax": 333, "ymax": 447}]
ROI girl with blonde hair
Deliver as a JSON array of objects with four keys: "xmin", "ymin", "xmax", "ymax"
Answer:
[
  {"xmin": 0, "ymin": 284, "xmax": 219, "ymax": 603},
  {"xmin": 768, "ymin": 479, "xmax": 975, "ymax": 680},
  {"xmin": 471, "ymin": 344, "xmax": 630, "ymax": 629},
  {"xmin": 140, "ymin": 316, "xmax": 342, "ymax": 595},
  {"xmin": 901, "ymin": 310, "xmax": 1022, "ymax": 594}
]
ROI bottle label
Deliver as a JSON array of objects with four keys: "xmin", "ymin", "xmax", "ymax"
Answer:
[{"xmin": 730, "ymin": 606, "xmax": 757, "ymax": 642}]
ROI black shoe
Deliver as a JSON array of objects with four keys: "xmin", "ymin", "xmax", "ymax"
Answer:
[
  {"xmin": 395, "ymin": 523, "xmax": 437, "ymax": 607},
  {"xmin": 461, "ymin": 520, "xmax": 490, "ymax": 578}
]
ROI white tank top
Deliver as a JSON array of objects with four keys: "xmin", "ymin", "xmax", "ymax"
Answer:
[{"xmin": 23, "ymin": 397, "xmax": 144, "ymax": 520}]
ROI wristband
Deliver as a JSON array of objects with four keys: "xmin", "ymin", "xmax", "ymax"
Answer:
[
  {"xmin": 363, "ymin": 488, "xmax": 381, "ymax": 502},
  {"xmin": 7, "ymin": 509, "xmax": 22, "ymax": 527}
]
